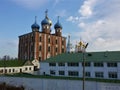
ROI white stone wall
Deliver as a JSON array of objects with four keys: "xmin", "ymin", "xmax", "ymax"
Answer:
[
  {"xmin": 40, "ymin": 62, "xmax": 120, "ymax": 79},
  {"xmin": 0, "ymin": 76, "xmax": 120, "ymax": 90}
]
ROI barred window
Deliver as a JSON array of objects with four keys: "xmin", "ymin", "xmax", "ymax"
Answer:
[
  {"xmin": 59, "ymin": 71, "xmax": 65, "ymax": 75},
  {"xmin": 49, "ymin": 63, "xmax": 56, "ymax": 66},
  {"xmin": 68, "ymin": 71, "xmax": 79, "ymax": 76},
  {"xmin": 95, "ymin": 72, "xmax": 104, "ymax": 78},
  {"xmin": 68, "ymin": 63, "xmax": 79, "ymax": 67},
  {"xmin": 58, "ymin": 63, "xmax": 65, "ymax": 66},
  {"xmin": 82, "ymin": 62, "xmax": 91, "ymax": 67},
  {"xmin": 50, "ymin": 70, "xmax": 55, "ymax": 75},
  {"xmin": 107, "ymin": 62, "xmax": 117, "ymax": 67},
  {"xmin": 108, "ymin": 72, "xmax": 117, "ymax": 78},
  {"xmin": 85, "ymin": 72, "xmax": 90, "ymax": 77},
  {"xmin": 94, "ymin": 62, "xmax": 103, "ymax": 67}
]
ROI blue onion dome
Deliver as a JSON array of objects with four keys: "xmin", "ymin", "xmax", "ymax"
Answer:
[
  {"xmin": 54, "ymin": 16, "xmax": 62, "ymax": 29},
  {"xmin": 41, "ymin": 18, "xmax": 50, "ymax": 25},
  {"xmin": 31, "ymin": 16, "xmax": 40, "ymax": 29},
  {"xmin": 41, "ymin": 10, "xmax": 52, "ymax": 26}
]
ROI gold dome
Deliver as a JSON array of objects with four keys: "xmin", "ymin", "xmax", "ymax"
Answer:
[{"xmin": 47, "ymin": 18, "xmax": 52, "ymax": 26}]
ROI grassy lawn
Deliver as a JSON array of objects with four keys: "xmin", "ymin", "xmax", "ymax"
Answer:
[{"xmin": 2, "ymin": 73, "xmax": 120, "ymax": 83}]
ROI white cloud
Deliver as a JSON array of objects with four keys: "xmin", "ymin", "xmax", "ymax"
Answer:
[
  {"xmin": 78, "ymin": 0, "xmax": 96, "ymax": 17},
  {"xmin": 67, "ymin": 16, "xmax": 79, "ymax": 23},
  {"xmin": 11, "ymin": 0, "xmax": 48, "ymax": 9},
  {"xmin": 67, "ymin": 0, "xmax": 120, "ymax": 52},
  {"xmin": 78, "ymin": 22, "xmax": 85, "ymax": 28}
]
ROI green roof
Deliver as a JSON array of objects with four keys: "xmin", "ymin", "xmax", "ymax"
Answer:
[
  {"xmin": 0, "ymin": 60, "xmax": 25, "ymax": 67},
  {"xmin": 42, "ymin": 51, "xmax": 120, "ymax": 63}
]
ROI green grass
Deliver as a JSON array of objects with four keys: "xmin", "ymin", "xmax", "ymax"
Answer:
[{"xmin": 3, "ymin": 73, "xmax": 120, "ymax": 83}]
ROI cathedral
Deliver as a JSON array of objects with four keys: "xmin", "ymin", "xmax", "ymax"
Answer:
[{"xmin": 18, "ymin": 10, "xmax": 66, "ymax": 61}]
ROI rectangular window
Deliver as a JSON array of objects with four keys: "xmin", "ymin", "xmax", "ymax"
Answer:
[
  {"xmin": 85, "ymin": 72, "xmax": 91, "ymax": 77},
  {"xmin": 56, "ymin": 39, "xmax": 58, "ymax": 44},
  {"xmin": 9, "ymin": 69, "xmax": 11, "ymax": 73},
  {"xmin": 50, "ymin": 70, "xmax": 55, "ymax": 75},
  {"xmin": 58, "ymin": 63, "xmax": 65, "ymax": 66},
  {"xmin": 68, "ymin": 71, "xmax": 79, "ymax": 76},
  {"xmin": 29, "ymin": 67, "xmax": 31, "ymax": 70},
  {"xmin": 39, "ymin": 37, "xmax": 42, "ymax": 42},
  {"xmin": 39, "ymin": 57, "xmax": 41, "ymax": 61},
  {"xmin": 13, "ymin": 69, "xmax": 15, "ymax": 72},
  {"xmin": 39, "ymin": 46, "xmax": 42, "ymax": 51},
  {"xmin": 62, "ymin": 48, "xmax": 64, "ymax": 53},
  {"xmin": 25, "ymin": 67, "xmax": 28, "ymax": 70},
  {"xmin": 95, "ymin": 72, "xmax": 104, "ymax": 78},
  {"xmin": 0, "ymin": 69, "xmax": 3, "ymax": 73},
  {"xmin": 55, "ymin": 48, "xmax": 58, "ymax": 52},
  {"xmin": 48, "ymin": 38, "xmax": 50, "ymax": 43},
  {"xmin": 68, "ymin": 63, "xmax": 79, "ymax": 67},
  {"xmin": 94, "ymin": 62, "xmax": 103, "ymax": 67},
  {"xmin": 32, "ymin": 36, "xmax": 34, "ymax": 42},
  {"xmin": 82, "ymin": 62, "xmax": 91, "ymax": 67},
  {"xmin": 59, "ymin": 71, "xmax": 65, "ymax": 75},
  {"xmin": 107, "ymin": 62, "xmax": 117, "ymax": 67},
  {"xmin": 48, "ymin": 46, "xmax": 50, "ymax": 52},
  {"xmin": 62, "ymin": 40, "xmax": 64, "ymax": 45},
  {"xmin": 49, "ymin": 63, "xmax": 56, "ymax": 66},
  {"xmin": 5, "ymin": 69, "xmax": 7, "ymax": 73},
  {"xmin": 108, "ymin": 72, "xmax": 117, "ymax": 78}
]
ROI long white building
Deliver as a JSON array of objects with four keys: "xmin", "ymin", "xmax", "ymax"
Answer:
[
  {"xmin": 40, "ymin": 51, "xmax": 120, "ymax": 79},
  {"xmin": 0, "ymin": 59, "xmax": 40, "ymax": 74}
]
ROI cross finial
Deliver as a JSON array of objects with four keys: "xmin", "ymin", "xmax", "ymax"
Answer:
[
  {"xmin": 57, "ymin": 16, "xmax": 60, "ymax": 22},
  {"xmin": 45, "ymin": 9, "xmax": 48, "ymax": 17},
  {"xmin": 35, "ymin": 16, "xmax": 37, "ymax": 23}
]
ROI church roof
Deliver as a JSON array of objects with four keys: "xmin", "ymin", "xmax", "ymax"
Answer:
[
  {"xmin": 42, "ymin": 51, "xmax": 120, "ymax": 63},
  {"xmin": 0, "ymin": 60, "xmax": 33, "ymax": 67},
  {"xmin": 0, "ymin": 60, "xmax": 25, "ymax": 67}
]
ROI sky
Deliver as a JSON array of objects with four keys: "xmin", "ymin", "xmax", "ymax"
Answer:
[{"xmin": 0, "ymin": 0, "xmax": 120, "ymax": 58}]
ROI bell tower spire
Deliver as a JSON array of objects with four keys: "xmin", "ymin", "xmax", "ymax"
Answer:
[{"xmin": 67, "ymin": 35, "xmax": 72, "ymax": 53}]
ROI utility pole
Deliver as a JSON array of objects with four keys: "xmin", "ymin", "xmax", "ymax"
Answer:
[{"xmin": 82, "ymin": 43, "xmax": 88, "ymax": 90}]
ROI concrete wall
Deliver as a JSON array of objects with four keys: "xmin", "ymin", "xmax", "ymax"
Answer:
[{"xmin": 0, "ymin": 76, "xmax": 120, "ymax": 90}]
